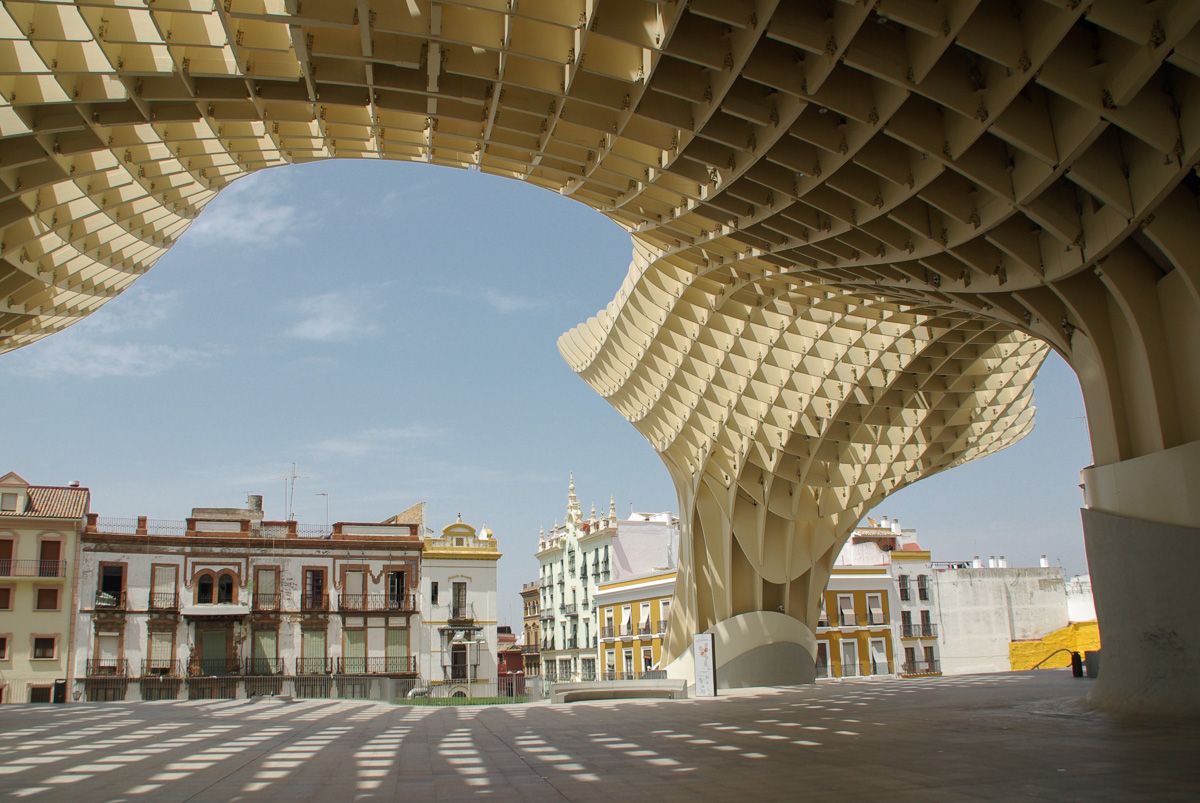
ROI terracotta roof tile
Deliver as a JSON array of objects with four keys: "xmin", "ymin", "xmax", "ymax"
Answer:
[{"xmin": 0, "ymin": 485, "xmax": 90, "ymax": 520}]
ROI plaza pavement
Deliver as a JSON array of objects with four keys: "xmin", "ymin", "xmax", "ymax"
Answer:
[{"xmin": 0, "ymin": 671, "xmax": 1194, "ymax": 801}]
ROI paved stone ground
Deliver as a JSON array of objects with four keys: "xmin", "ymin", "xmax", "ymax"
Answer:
[{"xmin": 0, "ymin": 671, "xmax": 1195, "ymax": 801}]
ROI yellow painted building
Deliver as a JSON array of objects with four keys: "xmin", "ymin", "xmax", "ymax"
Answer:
[
  {"xmin": 595, "ymin": 570, "xmax": 674, "ymax": 680},
  {"xmin": 0, "ymin": 472, "xmax": 90, "ymax": 703},
  {"xmin": 1010, "ymin": 622, "xmax": 1102, "ymax": 671},
  {"xmin": 814, "ymin": 567, "xmax": 896, "ymax": 679}
]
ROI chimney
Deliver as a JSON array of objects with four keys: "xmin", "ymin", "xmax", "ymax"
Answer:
[
  {"xmin": 880, "ymin": 516, "xmax": 889, "ymax": 528},
  {"xmin": 68, "ymin": 480, "xmax": 80, "ymax": 488},
  {"xmin": 998, "ymin": 555, "xmax": 1008, "ymax": 568},
  {"xmin": 972, "ymin": 555, "xmax": 982, "ymax": 568},
  {"xmin": 247, "ymin": 494, "xmax": 263, "ymax": 512},
  {"xmin": 891, "ymin": 518, "xmax": 901, "ymax": 534},
  {"xmin": 988, "ymin": 556, "xmax": 996, "ymax": 568},
  {"xmin": 1039, "ymin": 555, "xmax": 1049, "ymax": 568}
]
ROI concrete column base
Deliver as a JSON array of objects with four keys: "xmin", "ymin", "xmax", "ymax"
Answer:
[
  {"xmin": 1083, "ymin": 507, "xmax": 1200, "ymax": 719},
  {"xmin": 665, "ymin": 611, "xmax": 816, "ymax": 690}
]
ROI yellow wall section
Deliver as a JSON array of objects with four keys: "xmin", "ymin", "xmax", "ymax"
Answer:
[{"xmin": 1009, "ymin": 622, "xmax": 1101, "ymax": 670}]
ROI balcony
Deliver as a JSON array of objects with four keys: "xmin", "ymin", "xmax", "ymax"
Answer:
[
  {"xmin": 241, "ymin": 657, "xmax": 284, "ymax": 675},
  {"xmin": 566, "ymin": 639, "xmax": 578, "ymax": 650},
  {"xmin": 447, "ymin": 603, "xmax": 475, "ymax": 623},
  {"xmin": 638, "ymin": 621, "xmax": 652, "ymax": 636},
  {"xmin": 338, "ymin": 593, "xmax": 417, "ymax": 614},
  {"xmin": 86, "ymin": 658, "xmax": 129, "ymax": 676},
  {"xmin": 560, "ymin": 603, "xmax": 578, "ymax": 616},
  {"xmin": 94, "ymin": 590, "xmax": 127, "ymax": 611},
  {"xmin": 149, "ymin": 592, "xmax": 179, "ymax": 611},
  {"xmin": 902, "ymin": 660, "xmax": 942, "ymax": 676},
  {"xmin": 252, "ymin": 592, "xmax": 281, "ymax": 611},
  {"xmin": 521, "ymin": 644, "xmax": 540, "ymax": 655},
  {"xmin": 838, "ymin": 613, "xmax": 858, "ymax": 627},
  {"xmin": 296, "ymin": 657, "xmax": 334, "ymax": 675},
  {"xmin": 901, "ymin": 623, "xmax": 938, "ymax": 638},
  {"xmin": 337, "ymin": 656, "xmax": 417, "ymax": 675},
  {"xmin": 867, "ymin": 612, "xmax": 888, "ymax": 626},
  {"xmin": 621, "ymin": 624, "xmax": 636, "ymax": 637},
  {"xmin": 188, "ymin": 657, "xmax": 242, "ymax": 676},
  {"xmin": 0, "ymin": 559, "xmax": 66, "ymax": 578},
  {"xmin": 301, "ymin": 593, "xmax": 330, "ymax": 612},
  {"xmin": 444, "ymin": 665, "xmax": 474, "ymax": 681},
  {"xmin": 142, "ymin": 659, "xmax": 182, "ymax": 677},
  {"xmin": 601, "ymin": 625, "xmax": 616, "ymax": 639}
]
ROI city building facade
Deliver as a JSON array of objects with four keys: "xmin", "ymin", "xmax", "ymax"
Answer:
[
  {"xmin": 814, "ymin": 565, "xmax": 896, "ymax": 679},
  {"xmin": 72, "ymin": 495, "xmax": 422, "ymax": 701},
  {"xmin": 0, "ymin": 472, "xmax": 90, "ymax": 703},
  {"xmin": 535, "ymin": 476, "xmax": 680, "ymax": 683},
  {"xmin": 595, "ymin": 570, "xmax": 674, "ymax": 680},
  {"xmin": 419, "ymin": 517, "xmax": 500, "ymax": 693},
  {"xmin": 519, "ymin": 580, "xmax": 540, "ymax": 677}
]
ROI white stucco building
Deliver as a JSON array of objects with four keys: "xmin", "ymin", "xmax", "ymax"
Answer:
[
  {"xmin": 535, "ymin": 476, "xmax": 679, "ymax": 682},
  {"xmin": 418, "ymin": 517, "xmax": 500, "ymax": 692}
]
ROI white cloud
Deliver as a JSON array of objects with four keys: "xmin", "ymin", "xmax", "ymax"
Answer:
[
  {"xmin": 481, "ymin": 288, "xmax": 544, "ymax": 314},
  {"xmin": 3, "ymin": 337, "xmax": 206, "ymax": 379},
  {"xmin": 284, "ymin": 292, "xmax": 380, "ymax": 342},
  {"xmin": 187, "ymin": 169, "xmax": 301, "ymax": 247},
  {"xmin": 79, "ymin": 288, "xmax": 179, "ymax": 334},
  {"xmin": 312, "ymin": 426, "xmax": 442, "ymax": 457}
]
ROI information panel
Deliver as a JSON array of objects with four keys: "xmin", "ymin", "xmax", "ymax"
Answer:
[{"xmin": 693, "ymin": 633, "xmax": 716, "ymax": 697}]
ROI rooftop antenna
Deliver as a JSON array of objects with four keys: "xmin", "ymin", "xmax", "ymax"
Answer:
[
  {"xmin": 315, "ymin": 491, "xmax": 330, "ymax": 532},
  {"xmin": 283, "ymin": 463, "xmax": 305, "ymax": 521}
]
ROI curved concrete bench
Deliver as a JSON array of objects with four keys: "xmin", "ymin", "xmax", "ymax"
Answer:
[{"xmin": 551, "ymin": 679, "xmax": 688, "ymax": 704}]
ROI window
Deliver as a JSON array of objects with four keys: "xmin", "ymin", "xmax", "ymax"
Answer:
[
  {"xmin": 38, "ymin": 540, "xmax": 61, "ymax": 577},
  {"xmin": 0, "ymin": 636, "xmax": 8, "ymax": 659},
  {"xmin": 917, "ymin": 574, "xmax": 930, "ymax": 601},
  {"xmin": 622, "ymin": 649, "xmax": 634, "ymax": 677},
  {"xmin": 641, "ymin": 646, "xmax": 653, "ymax": 674},
  {"xmin": 0, "ymin": 493, "xmax": 16, "ymax": 511},
  {"xmin": 301, "ymin": 628, "xmax": 327, "ymax": 673},
  {"xmin": 303, "ymin": 569, "xmax": 326, "ymax": 608},
  {"xmin": 32, "ymin": 636, "xmax": 55, "ymax": 659},
  {"xmin": 867, "ymin": 593, "xmax": 883, "ymax": 625},
  {"xmin": 386, "ymin": 628, "xmax": 408, "ymax": 672},
  {"xmin": 344, "ymin": 628, "xmax": 366, "ymax": 673},
  {"xmin": 197, "ymin": 573, "xmax": 214, "ymax": 604},
  {"xmin": 35, "ymin": 588, "xmax": 58, "ymax": 610},
  {"xmin": 254, "ymin": 567, "xmax": 278, "ymax": 610},
  {"xmin": 151, "ymin": 564, "xmax": 177, "ymax": 608},
  {"xmin": 816, "ymin": 642, "xmax": 829, "ymax": 678},
  {"xmin": 99, "ymin": 564, "xmax": 125, "ymax": 606},
  {"xmin": 901, "ymin": 610, "xmax": 912, "ymax": 634},
  {"xmin": 452, "ymin": 581, "xmax": 467, "ymax": 618},
  {"xmin": 838, "ymin": 594, "xmax": 855, "ymax": 627},
  {"xmin": 817, "ymin": 597, "xmax": 829, "ymax": 627},
  {"xmin": 605, "ymin": 650, "xmax": 615, "ymax": 677},
  {"xmin": 431, "ymin": 581, "xmax": 439, "ymax": 605},
  {"xmin": 251, "ymin": 627, "xmax": 278, "ymax": 673},
  {"xmin": 0, "ymin": 587, "xmax": 10, "ymax": 610},
  {"xmin": 920, "ymin": 609, "xmax": 932, "ymax": 635},
  {"xmin": 621, "ymin": 605, "xmax": 632, "ymax": 635},
  {"xmin": 898, "ymin": 574, "xmax": 910, "ymax": 601},
  {"xmin": 217, "ymin": 573, "xmax": 234, "ymax": 604},
  {"xmin": 147, "ymin": 630, "xmax": 173, "ymax": 674},
  {"xmin": 639, "ymin": 602, "xmax": 651, "ymax": 633},
  {"xmin": 29, "ymin": 686, "xmax": 52, "ymax": 703},
  {"xmin": 0, "ymin": 540, "xmax": 11, "ymax": 575},
  {"xmin": 387, "ymin": 571, "xmax": 406, "ymax": 607},
  {"xmin": 659, "ymin": 599, "xmax": 670, "ymax": 630}
]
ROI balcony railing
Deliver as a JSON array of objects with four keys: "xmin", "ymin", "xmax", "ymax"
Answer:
[
  {"xmin": 252, "ymin": 592, "xmax": 281, "ymax": 611},
  {"xmin": 867, "ymin": 612, "xmax": 887, "ymax": 626},
  {"xmin": 0, "ymin": 559, "xmax": 66, "ymax": 578},
  {"xmin": 901, "ymin": 623, "xmax": 938, "ymax": 637},
  {"xmin": 902, "ymin": 660, "xmax": 941, "ymax": 675},
  {"xmin": 94, "ymin": 590, "xmax": 127, "ymax": 610},
  {"xmin": 86, "ymin": 658, "xmax": 129, "ymax": 676},
  {"xmin": 560, "ymin": 604, "xmax": 577, "ymax": 616},
  {"xmin": 447, "ymin": 603, "xmax": 475, "ymax": 622},
  {"xmin": 338, "ymin": 593, "xmax": 417, "ymax": 613},
  {"xmin": 142, "ymin": 658, "xmax": 182, "ymax": 677},
  {"xmin": 337, "ymin": 656, "xmax": 417, "ymax": 675},
  {"xmin": 638, "ymin": 621, "xmax": 652, "ymax": 636},
  {"xmin": 521, "ymin": 644, "xmax": 539, "ymax": 654},
  {"xmin": 621, "ymin": 624, "xmax": 635, "ymax": 637},
  {"xmin": 244, "ymin": 657, "xmax": 286, "ymax": 675},
  {"xmin": 601, "ymin": 626, "xmax": 615, "ymax": 638},
  {"xmin": 301, "ymin": 593, "xmax": 330, "ymax": 612},
  {"xmin": 149, "ymin": 592, "xmax": 179, "ymax": 610},
  {"xmin": 188, "ymin": 657, "xmax": 242, "ymax": 676},
  {"xmin": 296, "ymin": 657, "xmax": 334, "ymax": 675}
]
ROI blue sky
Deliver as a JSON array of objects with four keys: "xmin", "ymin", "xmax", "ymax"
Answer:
[{"xmin": 0, "ymin": 160, "xmax": 1094, "ymax": 627}]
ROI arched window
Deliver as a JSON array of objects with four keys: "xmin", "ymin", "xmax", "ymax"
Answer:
[
  {"xmin": 217, "ymin": 573, "xmax": 234, "ymax": 604},
  {"xmin": 197, "ymin": 573, "xmax": 214, "ymax": 604}
]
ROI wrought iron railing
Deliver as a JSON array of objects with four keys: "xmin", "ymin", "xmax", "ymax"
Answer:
[
  {"xmin": 86, "ymin": 658, "xmax": 129, "ymax": 676},
  {"xmin": 901, "ymin": 623, "xmax": 938, "ymax": 637},
  {"xmin": 142, "ymin": 658, "xmax": 182, "ymax": 677},
  {"xmin": 521, "ymin": 644, "xmax": 540, "ymax": 654},
  {"xmin": 560, "ymin": 604, "xmax": 577, "ymax": 616},
  {"xmin": 638, "ymin": 621, "xmax": 652, "ymax": 636},
  {"xmin": 301, "ymin": 593, "xmax": 329, "ymax": 611},
  {"xmin": 447, "ymin": 603, "xmax": 475, "ymax": 621},
  {"xmin": 902, "ymin": 660, "xmax": 941, "ymax": 675},
  {"xmin": 252, "ymin": 592, "xmax": 281, "ymax": 611},
  {"xmin": 338, "ymin": 593, "xmax": 416, "ymax": 613},
  {"xmin": 601, "ymin": 626, "xmax": 616, "ymax": 638},
  {"xmin": 149, "ymin": 591, "xmax": 179, "ymax": 610},
  {"xmin": 0, "ymin": 559, "xmax": 66, "ymax": 577},
  {"xmin": 94, "ymin": 589, "xmax": 127, "ymax": 610},
  {"xmin": 296, "ymin": 657, "xmax": 334, "ymax": 675},
  {"xmin": 244, "ymin": 657, "xmax": 286, "ymax": 675},
  {"xmin": 337, "ymin": 656, "xmax": 417, "ymax": 675},
  {"xmin": 188, "ymin": 657, "xmax": 242, "ymax": 676}
]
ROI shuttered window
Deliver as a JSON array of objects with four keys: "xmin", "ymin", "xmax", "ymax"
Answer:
[
  {"xmin": 344, "ymin": 629, "xmax": 366, "ymax": 673},
  {"xmin": 386, "ymin": 628, "xmax": 407, "ymax": 672}
]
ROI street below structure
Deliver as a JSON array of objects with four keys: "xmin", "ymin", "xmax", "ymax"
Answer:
[{"xmin": 0, "ymin": 671, "xmax": 1192, "ymax": 800}]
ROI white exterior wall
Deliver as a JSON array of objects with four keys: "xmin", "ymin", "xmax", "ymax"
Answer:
[
  {"xmin": 934, "ymin": 567, "xmax": 1070, "ymax": 676},
  {"xmin": 419, "ymin": 555, "xmax": 498, "ymax": 685},
  {"xmin": 1066, "ymin": 575, "xmax": 1097, "ymax": 622}
]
